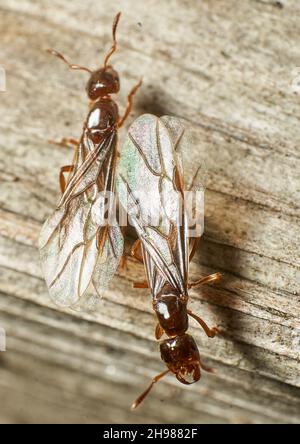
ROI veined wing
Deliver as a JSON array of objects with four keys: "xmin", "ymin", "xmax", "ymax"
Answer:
[
  {"xmin": 39, "ymin": 131, "xmax": 123, "ymax": 307},
  {"xmin": 162, "ymin": 115, "xmax": 206, "ymax": 239},
  {"xmin": 117, "ymin": 114, "xmax": 189, "ymax": 298}
]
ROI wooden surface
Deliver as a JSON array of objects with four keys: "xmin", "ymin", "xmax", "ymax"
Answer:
[{"xmin": 0, "ymin": 0, "xmax": 300, "ymax": 424}]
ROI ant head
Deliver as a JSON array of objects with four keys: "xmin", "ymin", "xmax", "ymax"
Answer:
[
  {"xmin": 47, "ymin": 12, "xmax": 121, "ymax": 100},
  {"xmin": 86, "ymin": 66, "xmax": 120, "ymax": 100},
  {"xmin": 160, "ymin": 334, "xmax": 201, "ymax": 384},
  {"xmin": 86, "ymin": 12, "xmax": 121, "ymax": 100},
  {"xmin": 131, "ymin": 334, "xmax": 200, "ymax": 410}
]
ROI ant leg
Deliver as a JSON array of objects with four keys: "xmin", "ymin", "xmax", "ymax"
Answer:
[
  {"xmin": 130, "ymin": 240, "xmax": 148, "ymax": 288},
  {"xmin": 60, "ymin": 165, "xmax": 74, "ymax": 194},
  {"xmin": 131, "ymin": 239, "xmax": 143, "ymax": 263},
  {"xmin": 187, "ymin": 310, "xmax": 220, "ymax": 338},
  {"xmin": 118, "ymin": 227, "xmax": 129, "ymax": 272},
  {"xmin": 118, "ymin": 79, "xmax": 142, "ymax": 128},
  {"xmin": 133, "ymin": 280, "xmax": 149, "ymax": 289},
  {"xmin": 189, "ymin": 237, "xmax": 199, "ymax": 261},
  {"xmin": 131, "ymin": 369, "xmax": 170, "ymax": 410},
  {"xmin": 118, "ymin": 255, "xmax": 128, "ymax": 272},
  {"xmin": 49, "ymin": 137, "xmax": 79, "ymax": 149},
  {"xmin": 50, "ymin": 139, "xmax": 79, "ymax": 193},
  {"xmin": 188, "ymin": 272, "xmax": 222, "ymax": 289},
  {"xmin": 155, "ymin": 323, "xmax": 164, "ymax": 340},
  {"xmin": 119, "ymin": 240, "xmax": 144, "ymax": 276}
]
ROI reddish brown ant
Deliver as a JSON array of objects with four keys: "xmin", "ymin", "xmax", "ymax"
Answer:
[
  {"xmin": 116, "ymin": 114, "xmax": 222, "ymax": 409},
  {"xmin": 40, "ymin": 12, "xmax": 141, "ymax": 306}
]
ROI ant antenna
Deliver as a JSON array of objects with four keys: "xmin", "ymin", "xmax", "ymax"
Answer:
[
  {"xmin": 103, "ymin": 12, "xmax": 121, "ymax": 69},
  {"xmin": 131, "ymin": 369, "xmax": 169, "ymax": 410},
  {"xmin": 47, "ymin": 49, "xmax": 92, "ymax": 74}
]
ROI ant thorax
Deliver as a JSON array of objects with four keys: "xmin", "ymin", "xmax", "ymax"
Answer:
[
  {"xmin": 86, "ymin": 99, "xmax": 119, "ymax": 144},
  {"xmin": 154, "ymin": 287, "xmax": 189, "ymax": 337}
]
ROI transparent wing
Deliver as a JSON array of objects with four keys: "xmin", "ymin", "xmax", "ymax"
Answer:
[
  {"xmin": 117, "ymin": 114, "xmax": 189, "ymax": 298},
  {"xmin": 142, "ymin": 248, "xmax": 166, "ymax": 298},
  {"xmin": 39, "ymin": 131, "xmax": 123, "ymax": 307},
  {"xmin": 162, "ymin": 115, "xmax": 206, "ymax": 239},
  {"xmin": 161, "ymin": 115, "xmax": 207, "ymax": 191}
]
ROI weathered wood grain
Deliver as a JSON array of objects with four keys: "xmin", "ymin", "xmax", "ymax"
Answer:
[{"xmin": 0, "ymin": 0, "xmax": 299, "ymax": 423}]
